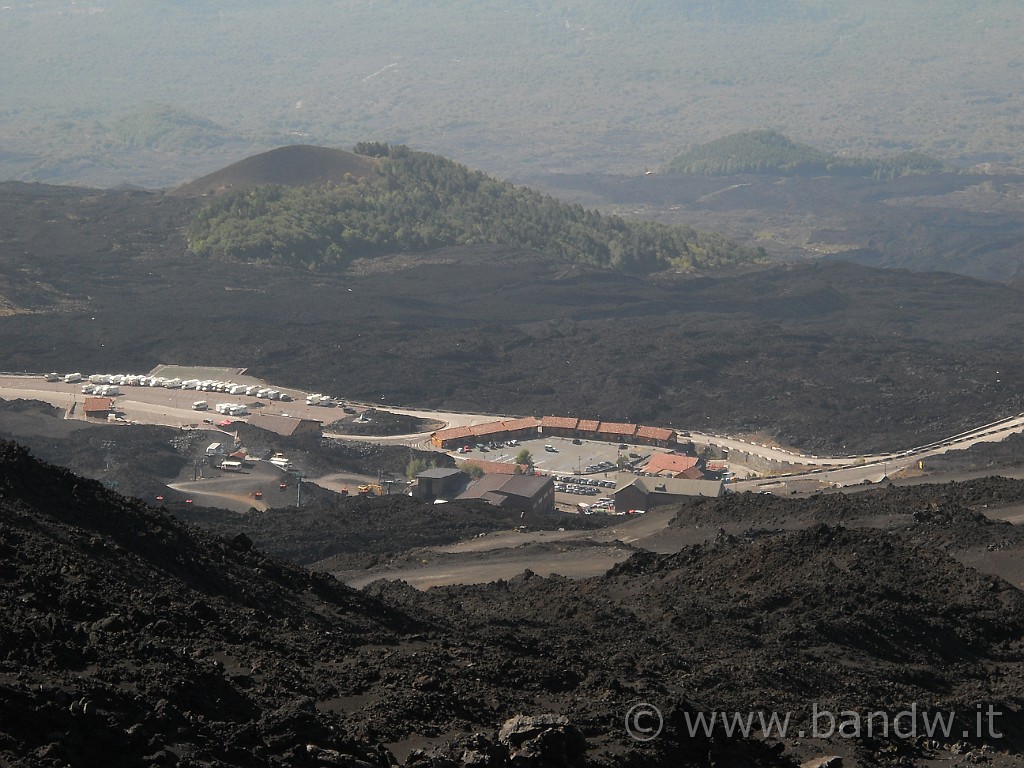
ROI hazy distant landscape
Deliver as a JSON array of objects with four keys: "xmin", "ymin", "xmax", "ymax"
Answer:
[
  {"xmin": 2, "ymin": 1, "xmax": 1022, "ymax": 188},
  {"xmin": 536, "ymin": 166, "xmax": 1024, "ymax": 280},
  {"xmin": 5, "ymin": 1, "xmax": 1022, "ymax": 280}
]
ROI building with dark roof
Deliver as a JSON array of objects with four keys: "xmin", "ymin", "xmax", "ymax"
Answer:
[
  {"xmin": 413, "ymin": 468, "xmax": 469, "ymax": 502},
  {"xmin": 613, "ymin": 475, "xmax": 723, "ymax": 512},
  {"xmin": 457, "ymin": 474, "xmax": 555, "ymax": 515},
  {"xmin": 249, "ymin": 413, "xmax": 322, "ymax": 438}
]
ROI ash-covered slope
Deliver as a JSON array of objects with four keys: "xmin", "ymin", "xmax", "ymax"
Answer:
[
  {"xmin": 605, "ymin": 527, "xmax": 1024, "ymax": 711},
  {"xmin": 4, "ymin": 439, "xmax": 1024, "ymax": 766},
  {"xmin": 172, "ymin": 145, "xmax": 379, "ymax": 196},
  {"xmin": 374, "ymin": 524, "xmax": 1024, "ymax": 764},
  {"xmin": 0, "ymin": 441, "xmax": 791, "ymax": 768},
  {"xmin": 0, "ymin": 440, "xmax": 414, "ymax": 767},
  {"xmin": 670, "ymin": 479, "xmax": 1024, "ymax": 551}
]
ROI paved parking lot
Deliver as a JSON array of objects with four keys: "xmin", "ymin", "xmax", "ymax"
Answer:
[
  {"xmin": 464, "ymin": 434, "xmax": 652, "ymax": 475},
  {"xmin": 457, "ymin": 434, "xmax": 661, "ymax": 512}
]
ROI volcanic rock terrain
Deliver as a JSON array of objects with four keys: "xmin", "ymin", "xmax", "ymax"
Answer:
[
  {"xmin": 3, "ymin": 441, "xmax": 1024, "ymax": 766},
  {"xmin": 2, "ymin": 177, "xmax": 1024, "ymax": 454}
]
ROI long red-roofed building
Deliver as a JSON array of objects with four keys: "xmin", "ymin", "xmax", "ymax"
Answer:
[
  {"xmin": 593, "ymin": 421, "xmax": 637, "ymax": 442},
  {"xmin": 636, "ymin": 425, "xmax": 676, "ymax": 446},
  {"xmin": 540, "ymin": 416, "xmax": 580, "ymax": 438},
  {"xmin": 431, "ymin": 418, "xmax": 541, "ymax": 449},
  {"xmin": 431, "ymin": 415, "xmax": 677, "ymax": 449}
]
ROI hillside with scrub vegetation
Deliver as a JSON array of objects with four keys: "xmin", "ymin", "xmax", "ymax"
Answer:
[
  {"xmin": 664, "ymin": 130, "xmax": 946, "ymax": 178},
  {"xmin": 184, "ymin": 144, "xmax": 764, "ymax": 274}
]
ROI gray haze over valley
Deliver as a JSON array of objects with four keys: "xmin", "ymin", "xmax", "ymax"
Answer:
[{"xmin": 2, "ymin": 1, "xmax": 1021, "ymax": 187}]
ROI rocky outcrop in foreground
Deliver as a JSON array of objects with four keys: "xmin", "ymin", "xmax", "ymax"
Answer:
[{"xmin": 2, "ymin": 440, "xmax": 1023, "ymax": 766}]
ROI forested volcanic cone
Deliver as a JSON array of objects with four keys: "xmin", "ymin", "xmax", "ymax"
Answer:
[{"xmin": 172, "ymin": 145, "xmax": 378, "ymax": 196}]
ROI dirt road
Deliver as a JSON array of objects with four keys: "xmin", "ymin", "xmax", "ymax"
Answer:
[{"xmin": 333, "ymin": 508, "xmax": 695, "ymax": 589}]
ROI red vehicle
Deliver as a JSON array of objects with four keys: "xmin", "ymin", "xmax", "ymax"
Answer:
[
  {"xmin": 279, "ymin": 482, "xmax": 288, "ymax": 490},
  {"xmin": 254, "ymin": 491, "xmax": 263, "ymax": 500}
]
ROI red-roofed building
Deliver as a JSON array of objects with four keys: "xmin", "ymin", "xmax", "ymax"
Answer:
[
  {"xmin": 83, "ymin": 397, "xmax": 113, "ymax": 419},
  {"xmin": 641, "ymin": 453, "xmax": 699, "ymax": 478},
  {"xmin": 540, "ymin": 416, "xmax": 580, "ymax": 438},
  {"xmin": 678, "ymin": 465, "xmax": 705, "ymax": 480},
  {"xmin": 432, "ymin": 414, "xmax": 675, "ymax": 449},
  {"xmin": 497, "ymin": 417, "xmax": 544, "ymax": 436},
  {"xmin": 636, "ymin": 425, "xmax": 676, "ymax": 447},
  {"xmin": 594, "ymin": 421, "xmax": 637, "ymax": 442},
  {"xmin": 431, "ymin": 425, "xmax": 476, "ymax": 448},
  {"xmin": 431, "ymin": 418, "xmax": 540, "ymax": 449}
]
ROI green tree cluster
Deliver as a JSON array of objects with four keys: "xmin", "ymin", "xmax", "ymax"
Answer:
[
  {"xmin": 110, "ymin": 104, "xmax": 233, "ymax": 153},
  {"xmin": 665, "ymin": 130, "xmax": 945, "ymax": 179},
  {"xmin": 187, "ymin": 144, "xmax": 763, "ymax": 274},
  {"xmin": 406, "ymin": 457, "xmax": 435, "ymax": 480}
]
